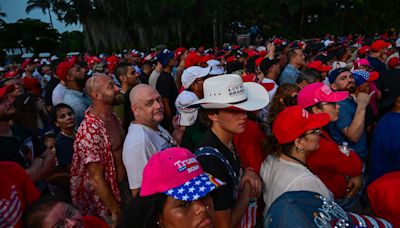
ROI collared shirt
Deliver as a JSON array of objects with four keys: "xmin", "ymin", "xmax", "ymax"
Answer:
[
  {"xmin": 326, "ymin": 97, "xmax": 368, "ymax": 159},
  {"xmin": 63, "ymin": 88, "xmax": 92, "ymax": 125},
  {"xmin": 279, "ymin": 63, "xmax": 300, "ymax": 85},
  {"xmin": 70, "ymin": 108, "xmax": 121, "ymax": 220}
]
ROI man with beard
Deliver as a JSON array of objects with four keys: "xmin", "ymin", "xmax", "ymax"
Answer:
[
  {"xmin": 0, "ymin": 85, "xmax": 55, "ymax": 182},
  {"xmin": 58, "ymin": 58, "xmax": 91, "ymax": 126},
  {"xmin": 326, "ymin": 68, "xmax": 373, "ymax": 161},
  {"xmin": 70, "ymin": 73, "xmax": 126, "ymax": 227}
]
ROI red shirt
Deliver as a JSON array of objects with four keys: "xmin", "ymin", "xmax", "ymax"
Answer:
[
  {"xmin": 70, "ymin": 109, "xmax": 121, "ymax": 220},
  {"xmin": 0, "ymin": 162, "xmax": 40, "ymax": 228},
  {"xmin": 233, "ymin": 119, "xmax": 266, "ymax": 174},
  {"xmin": 306, "ymin": 130, "xmax": 362, "ymax": 198}
]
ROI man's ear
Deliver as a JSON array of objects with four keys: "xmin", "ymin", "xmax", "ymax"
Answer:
[
  {"xmin": 207, "ymin": 112, "xmax": 219, "ymax": 122},
  {"xmin": 294, "ymin": 137, "xmax": 305, "ymax": 151},
  {"xmin": 330, "ymin": 83, "xmax": 338, "ymax": 91}
]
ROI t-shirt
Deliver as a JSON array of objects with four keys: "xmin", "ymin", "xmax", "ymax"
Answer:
[
  {"xmin": 368, "ymin": 112, "xmax": 400, "ymax": 184},
  {"xmin": 0, "ymin": 162, "xmax": 40, "ymax": 228},
  {"xmin": 52, "ymin": 83, "xmax": 67, "ymax": 106},
  {"xmin": 196, "ymin": 129, "xmax": 241, "ymax": 210},
  {"xmin": 260, "ymin": 155, "xmax": 333, "ymax": 214},
  {"xmin": 148, "ymin": 70, "xmax": 160, "ymax": 88},
  {"xmin": 181, "ymin": 118, "xmax": 207, "ymax": 152},
  {"xmin": 122, "ymin": 123, "xmax": 175, "ymax": 189},
  {"xmin": 63, "ymin": 89, "xmax": 92, "ymax": 126},
  {"xmin": 55, "ymin": 133, "xmax": 74, "ymax": 167},
  {"xmin": 326, "ymin": 97, "xmax": 368, "ymax": 159},
  {"xmin": 279, "ymin": 63, "xmax": 300, "ymax": 85},
  {"xmin": 367, "ymin": 56, "xmax": 387, "ymax": 89},
  {"xmin": 307, "ymin": 130, "xmax": 362, "ymax": 198}
]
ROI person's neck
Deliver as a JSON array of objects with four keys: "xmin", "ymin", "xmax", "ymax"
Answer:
[
  {"xmin": 164, "ymin": 67, "xmax": 172, "ymax": 74},
  {"xmin": 134, "ymin": 120, "xmax": 159, "ymax": 131},
  {"xmin": 25, "ymin": 71, "xmax": 33, "ymax": 77},
  {"xmin": 0, "ymin": 121, "xmax": 12, "ymax": 137},
  {"xmin": 66, "ymin": 81, "xmax": 82, "ymax": 91},
  {"xmin": 281, "ymin": 149, "xmax": 307, "ymax": 164},
  {"xmin": 211, "ymin": 125, "xmax": 234, "ymax": 148},
  {"xmin": 121, "ymin": 84, "xmax": 130, "ymax": 94},
  {"xmin": 61, "ymin": 128, "xmax": 75, "ymax": 137},
  {"xmin": 290, "ymin": 62, "xmax": 301, "ymax": 69},
  {"xmin": 266, "ymin": 72, "xmax": 277, "ymax": 82},
  {"xmin": 90, "ymin": 103, "xmax": 113, "ymax": 120}
]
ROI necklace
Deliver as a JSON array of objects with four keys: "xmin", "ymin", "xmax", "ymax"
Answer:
[
  {"xmin": 61, "ymin": 131, "xmax": 75, "ymax": 139},
  {"xmin": 282, "ymin": 152, "xmax": 311, "ymax": 171}
]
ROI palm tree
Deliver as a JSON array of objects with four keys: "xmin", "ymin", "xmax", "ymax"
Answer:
[
  {"xmin": 0, "ymin": 6, "xmax": 6, "ymax": 25},
  {"xmin": 26, "ymin": 0, "xmax": 54, "ymax": 28}
]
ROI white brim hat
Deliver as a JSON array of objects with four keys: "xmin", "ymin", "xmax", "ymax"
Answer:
[{"xmin": 190, "ymin": 74, "xmax": 269, "ymax": 111}]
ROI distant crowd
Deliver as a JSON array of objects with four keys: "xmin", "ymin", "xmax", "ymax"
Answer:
[{"xmin": 1, "ymin": 33, "xmax": 400, "ymax": 227}]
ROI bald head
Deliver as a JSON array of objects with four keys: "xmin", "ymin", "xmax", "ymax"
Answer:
[
  {"xmin": 85, "ymin": 73, "xmax": 109, "ymax": 98},
  {"xmin": 129, "ymin": 84, "xmax": 158, "ymax": 105}
]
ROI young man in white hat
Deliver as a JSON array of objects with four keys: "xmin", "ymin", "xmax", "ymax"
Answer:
[{"xmin": 193, "ymin": 74, "xmax": 269, "ymax": 227}]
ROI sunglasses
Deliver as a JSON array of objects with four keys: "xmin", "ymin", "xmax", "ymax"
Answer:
[{"xmin": 301, "ymin": 128, "xmax": 322, "ymax": 137}]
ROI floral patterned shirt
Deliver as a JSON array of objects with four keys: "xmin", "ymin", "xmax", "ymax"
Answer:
[{"xmin": 70, "ymin": 108, "xmax": 121, "ymax": 220}]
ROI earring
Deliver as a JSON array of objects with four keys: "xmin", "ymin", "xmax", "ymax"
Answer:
[{"xmin": 205, "ymin": 205, "xmax": 210, "ymax": 210}]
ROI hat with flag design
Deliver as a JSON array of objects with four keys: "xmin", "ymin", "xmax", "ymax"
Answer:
[
  {"xmin": 352, "ymin": 70, "xmax": 379, "ymax": 86},
  {"xmin": 140, "ymin": 147, "xmax": 225, "ymax": 201}
]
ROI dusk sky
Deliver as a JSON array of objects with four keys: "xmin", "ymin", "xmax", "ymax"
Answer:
[{"xmin": 1, "ymin": 0, "xmax": 82, "ymax": 32}]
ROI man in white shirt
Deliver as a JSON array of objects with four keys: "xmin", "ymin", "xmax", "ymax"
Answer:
[{"xmin": 122, "ymin": 84, "xmax": 177, "ymax": 197}]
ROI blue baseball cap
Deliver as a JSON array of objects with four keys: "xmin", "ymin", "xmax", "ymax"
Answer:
[
  {"xmin": 328, "ymin": 67, "xmax": 351, "ymax": 84},
  {"xmin": 264, "ymin": 191, "xmax": 392, "ymax": 228},
  {"xmin": 156, "ymin": 49, "xmax": 174, "ymax": 68}
]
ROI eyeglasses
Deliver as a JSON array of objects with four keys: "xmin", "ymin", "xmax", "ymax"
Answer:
[
  {"xmin": 52, "ymin": 205, "xmax": 80, "ymax": 228},
  {"xmin": 301, "ymin": 128, "xmax": 322, "ymax": 137}
]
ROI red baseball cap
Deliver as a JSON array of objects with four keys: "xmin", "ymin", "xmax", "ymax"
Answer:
[
  {"xmin": 358, "ymin": 45, "xmax": 371, "ymax": 55},
  {"xmin": 297, "ymin": 82, "xmax": 348, "ymax": 108},
  {"xmin": 56, "ymin": 57, "xmax": 77, "ymax": 81},
  {"xmin": 371, "ymin": 40, "xmax": 391, "ymax": 52},
  {"xmin": 4, "ymin": 71, "xmax": 17, "ymax": 78},
  {"xmin": 0, "ymin": 84, "xmax": 15, "ymax": 99},
  {"xmin": 307, "ymin": 60, "xmax": 332, "ymax": 72},
  {"xmin": 368, "ymin": 171, "xmax": 400, "ymax": 227},
  {"xmin": 388, "ymin": 57, "xmax": 400, "ymax": 69},
  {"xmin": 255, "ymin": 57, "xmax": 264, "ymax": 67},
  {"xmin": 272, "ymin": 105, "xmax": 330, "ymax": 144}
]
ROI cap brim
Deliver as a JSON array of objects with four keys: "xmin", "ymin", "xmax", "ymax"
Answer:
[
  {"xmin": 367, "ymin": 71, "xmax": 379, "ymax": 82},
  {"xmin": 177, "ymin": 110, "xmax": 198, "ymax": 126},
  {"xmin": 304, "ymin": 113, "xmax": 330, "ymax": 133},
  {"xmin": 164, "ymin": 173, "xmax": 225, "ymax": 201},
  {"xmin": 320, "ymin": 66, "xmax": 332, "ymax": 72},
  {"xmin": 325, "ymin": 91, "xmax": 349, "ymax": 103},
  {"xmin": 0, "ymin": 85, "xmax": 15, "ymax": 98},
  {"xmin": 192, "ymin": 82, "xmax": 269, "ymax": 111}
]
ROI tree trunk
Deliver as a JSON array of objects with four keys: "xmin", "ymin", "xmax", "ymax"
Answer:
[{"xmin": 47, "ymin": 8, "xmax": 54, "ymax": 29}]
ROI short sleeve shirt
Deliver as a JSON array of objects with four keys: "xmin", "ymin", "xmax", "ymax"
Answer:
[
  {"xmin": 122, "ymin": 123, "xmax": 175, "ymax": 189},
  {"xmin": 326, "ymin": 98, "xmax": 368, "ymax": 159},
  {"xmin": 70, "ymin": 108, "xmax": 120, "ymax": 220}
]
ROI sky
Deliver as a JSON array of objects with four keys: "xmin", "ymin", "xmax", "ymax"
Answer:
[{"xmin": 1, "ymin": 0, "xmax": 82, "ymax": 33}]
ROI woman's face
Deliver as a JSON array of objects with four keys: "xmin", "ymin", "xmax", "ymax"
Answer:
[
  {"xmin": 55, "ymin": 107, "xmax": 75, "ymax": 130},
  {"xmin": 160, "ymin": 195, "xmax": 214, "ymax": 228},
  {"xmin": 299, "ymin": 128, "xmax": 322, "ymax": 153},
  {"xmin": 317, "ymin": 102, "xmax": 340, "ymax": 122},
  {"xmin": 42, "ymin": 202, "xmax": 83, "ymax": 228}
]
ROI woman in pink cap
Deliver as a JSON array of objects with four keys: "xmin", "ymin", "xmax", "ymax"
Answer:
[
  {"xmin": 297, "ymin": 82, "xmax": 363, "ymax": 210},
  {"xmin": 121, "ymin": 147, "xmax": 225, "ymax": 228},
  {"xmin": 260, "ymin": 105, "xmax": 333, "ymax": 214}
]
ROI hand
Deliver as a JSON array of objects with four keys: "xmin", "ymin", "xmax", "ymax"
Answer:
[
  {"xmin": 240, "ymin": 168, "xmax": 262, "ymax": 198},
  {"xmin": 345, "ymin": 175, "xmax": 362, "ymax": 198},
  {"xmin": 355, "ymin": 91, "xmax": 374, "ymax": 109},
  {"xmin": 172, "ymin": 115, "xmax": 186, "ymax": 133},
  {"xmin": 111, "ymin": 208, "xmax": 122, "ymax": 228}
]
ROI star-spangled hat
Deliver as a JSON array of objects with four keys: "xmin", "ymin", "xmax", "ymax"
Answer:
[{"xmin": 140, "ymin": 147, "xmax": 225, "ymax": 201}]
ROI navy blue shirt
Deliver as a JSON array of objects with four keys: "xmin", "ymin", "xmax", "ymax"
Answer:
[
  {"xmin": 55, "ymin": 133, "xmax": 74, "ymax": 167},
  {"xmin": 368, "ymin": 112, "xmax": 400, "ymax": 184},
  {"xmin": 326, "ymin": 98, "xmax": 368, "ymax": 159}
]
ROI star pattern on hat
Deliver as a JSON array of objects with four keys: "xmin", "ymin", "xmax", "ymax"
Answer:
[{"xmin": 164, "ymin": 173, "xmax": 224, "ymax": 201}]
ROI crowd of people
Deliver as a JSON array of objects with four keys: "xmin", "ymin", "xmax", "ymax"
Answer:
[{"xmin": 1, "ymin": 32, "xmax": 400, "ymax": 227}]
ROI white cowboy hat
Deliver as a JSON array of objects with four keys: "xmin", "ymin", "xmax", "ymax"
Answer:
[{"xmin": 190, "ymin": 74, "xmax": 269, "ymax": 111}]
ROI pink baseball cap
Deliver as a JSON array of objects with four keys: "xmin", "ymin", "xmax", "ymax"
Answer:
[
  {"xmin": 140, "ymin": 147, "xmax": 225, "ymax": 201},
  {"xmin": 297, "ymin": 82, "xmax": 348, "ymax": 108}
]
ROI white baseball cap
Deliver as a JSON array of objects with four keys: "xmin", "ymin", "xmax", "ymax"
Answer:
[
  {"xmin": 190, "ymin": 74, "xmax": 269, "ymax": 111},
  {"xmin": 181, "ymin": 66, "xmax": 211, "ymax": 89},
  {"xmin": 207, "ymin": 60, "xmax": 225, "ymax": 75},
  {"xmin": 175, "ymin": 91, "xmax": 199, "ymax": 126}
]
